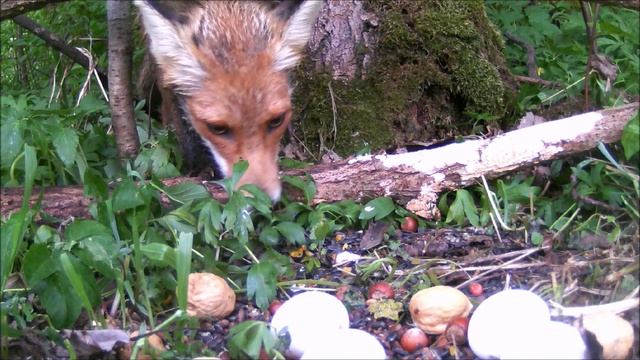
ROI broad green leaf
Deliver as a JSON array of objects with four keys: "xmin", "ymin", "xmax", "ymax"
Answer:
[
  {"xmin": 621, "ymin": 114, "xmax": 639, "ymax": 159},
  {"xmin": 0, "ymin": 117, "xmax": 23, "ymax": 167},
  {"xmin": 165, "ymin": 182, "xmax": 211, "ymax": 203},
  {"xmin": 53, "ymin": 127, "xmax": 79, "ymax": 167},
  {"xmin": 140, "ymin": 243, "xmax": 177, "ymax": 268},
  {"xmin": 282, "ymin": 175, "xmax": 317, "ymax": 204},
  {"xmin": 359, "ymin": 197, "xmax": 395, "ymax": 220},
  {"xmin": 59, "ymin": 253, "xmax": 99, "ymax": 321},
  {"xmin": 275, "ymin": 221, "xmax": 306, "ymax": 245},
  {"xmin": 64, "ymin": 220, "xmax": 113, "ymax": 243},
  {"xmin": 247, "ymin": 262, "xmax": 277, "ymax": 310},
  {"xmin": 240, "ymin": 184, "xmax": 272, "ymax": 216},
  {"xmin": 227, "ymin": 321, "xmax": 277, "ymax": 359},
  {"xmin": 76, "ymin": 236, "xmax": 118, "ymax": 278},
  {"xmin": 112, "ymin": 179, "xmax": 145, "ymax": 212},
  {"xmin": 83, "ymin": 168, "xmax": 108, "ymax": 200},
  {"xmin": 258, "ymin": 226, "xmax": 280, "ymax": 247},
  {"xmin": 176, "ymin": 232, "xmax": 193, "ymax": 311},
  {"xmin": 22, "ymin": 244, "xmax": 57, "ymax": 284},
  {"xmin": 0, "ymin": 210, "xmax": 29, "ymax": 292},
  {"xmin": 260, "ymin": 249, "xmax": 293, "ymax": 278},
  {"xmin": 32, "ymin": 273, "xmax": 82, "ymax": 328}
]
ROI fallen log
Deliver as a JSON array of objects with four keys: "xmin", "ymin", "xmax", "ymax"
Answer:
[{"xmin": 1, "ymin": 103, "xmax": 637, "ymax": 221}]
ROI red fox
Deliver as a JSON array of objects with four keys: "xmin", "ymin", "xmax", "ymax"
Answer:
[{"xmin": 135, "ymin": 0, "xmax": 322, "ymax": 201}]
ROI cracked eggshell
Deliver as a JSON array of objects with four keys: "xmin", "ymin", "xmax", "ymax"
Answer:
[
  {"xmin": 409, "ymin": 286, "xmax": 473, "ymax": 334},
  {"xmin": 468, "ymin": 289, "xmax": 551, "ymax": 359},
  {"xmin": 301, "ymin": 328, "xmax": 386, "ymax": 359},
  {"xmin": 187, "ymin": 273, "xmax": 236, "ymax": 318},
  {"xmin": 581, "ymin": 312, "xmax": 634, "ymax": 359},
  {"xmin": 270, "ymin": 291, "xmax": 350, "ymax": 358}
]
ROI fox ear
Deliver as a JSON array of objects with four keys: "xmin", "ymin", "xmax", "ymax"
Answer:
[
  {"xmin": 134, "ymin": 0, "xmax": 204, "ymax": 94},
  {"xmin": 273, "ymin": 0, "xmax": 323, "ymax": 71}
]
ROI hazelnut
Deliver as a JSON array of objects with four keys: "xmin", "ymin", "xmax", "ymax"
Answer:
[
  {"xmin": 187, "ymin": 272, "xmax": 236, "ymax": 318},
  {"xmin": 409, "ymin": 286, "xmax": 472, "ymax": 334}
]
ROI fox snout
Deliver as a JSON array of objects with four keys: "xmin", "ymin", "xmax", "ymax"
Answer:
[{"xmin": 135, "ymin": 0, "xmax": 323, "ymax": 201}]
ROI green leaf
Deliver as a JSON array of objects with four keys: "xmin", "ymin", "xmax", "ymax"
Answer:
[
  {"xmin": 275, "ymin": 221, "xmax": 306, "ymax": 245},
  {"xmin": 531, "ymin": 231, "xmax": 544, "ymax": 246},
  {"xmin": 218, "ymin": 160, "xmax": 249, "ymax": 194},
  {"xmin": 64, "ymin": 220, "xmax": 113, "ymax": 244},
  {"xmin": 53, "ymin": 127, "xmax": 79, "ymax": 167},
  {"xmin": 227, "ymin": 321, "xmax": 277, "ymax": 359},
  {"xmin": 165, "ymin": 182, "xmax": 211, "ymax": 203},
  {"xmin": 22, "ymin": 244, "xmax": 57, "ymax": 284},
  {"xmin": 258, "ymin": 225, "xmax": 280, "ymax": 247},
  {"xmin": 446, "ymin": 189, "xmax": 480, "ymax": 226},
  {"xmin": 112, "ymin": 179, "xmax": 145, "ymax": 211},
  {"xmin": 140, "ymin": 243, "xmax": 176, "ymax": 268},
  {"xmin": 0, "ymin": 116, "xmax": 23, "ymax": 168},
  {"xmin": 621, "ymin": 114, "xmax": 639, "ymax": 159},
  {"xmin": 240, "ymin": 184, "xmax": 273, "ymax": 216},
  {"xmin": 83, "ymin": 168, "xmax": 108, "ymax": 200},
  {"xmin": 198, "ymin": 200, "xmax": 223, "ymax": 245},
  {"xmin": 32, "ymin": 272, "xmax": 83, "ymax": 328},
  {"xmin": 59, "ymin": 253, "xmax": 99, "ymax": 323},
  {"xmin": 176, "ymin": 232, "xmax": 193, "ymax": 311},
  {"xmin": 282, "ymin": 175, "xmax": 317, "ymax": 204},
  {"xmin": 247, "ymin": 262, "xmax": 277, "ymax": 310},
  {"xmin": 359, "ymin": 197, "xmax": 395, "ymax": 221},
  {"xmin": 0, "ymin": 210, "xmax": 29, "ymax": 292}
]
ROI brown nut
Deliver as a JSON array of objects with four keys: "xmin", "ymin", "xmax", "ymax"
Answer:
[
  {"xmin": 409, "ymin": 286, "xmax": 472, "ymax": 334},
  {"xmin": 187, "ymin": 272, "xmax": 236, "ymax": 318}
]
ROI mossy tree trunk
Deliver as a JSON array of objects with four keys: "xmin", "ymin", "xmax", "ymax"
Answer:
[{"xmin": 292, "ymin": 0, "xmax": 517, "ymax": 159}]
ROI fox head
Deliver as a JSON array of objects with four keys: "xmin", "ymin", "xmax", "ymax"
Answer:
[{"xmin": 135, "ymin": 0, "xmax": 322, "ymax": 201}]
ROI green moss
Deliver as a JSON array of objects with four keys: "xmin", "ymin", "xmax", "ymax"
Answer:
[
  {"xmin": 292, "ymin": 0, "xmax": 514, "ymax": 157},
  {"xmin": 293, "ymin": 74, "xmax": 392, "ymax": 156}
]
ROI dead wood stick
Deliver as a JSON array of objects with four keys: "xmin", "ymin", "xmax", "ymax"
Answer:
[{"xmin": 1, "ymin": 103, "xmax": 638, "ymax": 221}]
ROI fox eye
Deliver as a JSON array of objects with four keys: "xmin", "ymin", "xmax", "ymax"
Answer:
[
  {"xmin": 268, "ymin": 113, "xmax": 286, "ymax": 130},
  {"xmin": 208, "ymin": 124, "xmax": 229, "ymax": 136}
]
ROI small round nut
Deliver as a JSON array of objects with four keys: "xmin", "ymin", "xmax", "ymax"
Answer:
[
  {"xmin": 409, "ymin": 286, "xmax": 472, "ymax": 334},
  {"xmin": 187, "ymin": 272, "xmax": 236, "ymax": 318}
]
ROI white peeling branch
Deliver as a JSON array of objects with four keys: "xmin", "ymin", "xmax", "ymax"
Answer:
[
  {"xmin": 286, "ymin": 102, "xmax": 638, "ymax": 219},
  {"xmin": 1, "ymin": 103, "xmax": 637, "ymax": 221}
]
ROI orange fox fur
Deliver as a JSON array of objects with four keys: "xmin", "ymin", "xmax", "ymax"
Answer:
[{"xmin": 135, "ymin": 0, "xmax": 322, "ymax": 200}]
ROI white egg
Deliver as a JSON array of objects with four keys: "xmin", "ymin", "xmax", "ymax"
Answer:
[
  {"xmin": 468, "ymin": 289, "xmax": 551, "ymax": 359},
  {"xmin": 270, "ymin": 291, "xmax": 350, "ymax": 358},
  {"xmin": 301, "ymin": 328, "xmax": 387, "ymax": 359},
  {"xmin": 499, "ymin": 321, "xmax": 587, "ymax": 359}
]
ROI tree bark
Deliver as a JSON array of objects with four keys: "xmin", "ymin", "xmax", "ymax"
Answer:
[
  {"xmin": 107, "ymin": 0, "xmax": 139, "ymax": 159},
  {"xmin": 12, "ymin": 15, "xmax": 108, "ymax": 88},
  {"xmin": 0, "ymin": 0, "xmax": 68, "ymax": 21},
  {"xmin": 2, "ymin": 103, "xmax": 636, "ymax": 221}
]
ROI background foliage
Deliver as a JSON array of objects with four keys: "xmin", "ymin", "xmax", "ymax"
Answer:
[{"xmin": 0, "ymin": 1, "xmax": 638, "ymax": 358}]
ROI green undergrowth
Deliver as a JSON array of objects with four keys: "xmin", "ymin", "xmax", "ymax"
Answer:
[{"xmin": 1, "ymin": 1, "xmax": 639, "ymax": 358}]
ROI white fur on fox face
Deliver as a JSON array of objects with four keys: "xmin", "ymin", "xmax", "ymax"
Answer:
[{"xmin": 203, "ymin": 140, "xmax": 230, "ymax": 177}]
